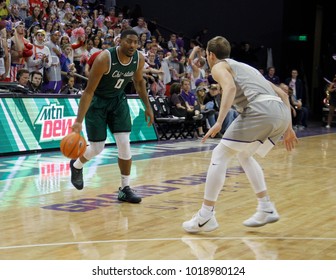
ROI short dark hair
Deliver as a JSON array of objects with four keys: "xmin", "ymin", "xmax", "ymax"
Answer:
[
  {"xmin": 120, "ymin": 29, "xmax": 138, "ymax": 39},
  {"xmin": 16, "ymin": 69, "xmax": 29, "ymax": 81}
]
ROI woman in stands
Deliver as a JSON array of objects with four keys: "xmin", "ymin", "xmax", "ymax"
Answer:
[{"xmin": 325, "ymin": 75, "xmax": 336, "ymax": 128}]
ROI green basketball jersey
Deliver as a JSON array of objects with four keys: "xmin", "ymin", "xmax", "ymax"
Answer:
[{"xmin": 94, "ymin": 47, "xmax": 139, "ymax": 98}]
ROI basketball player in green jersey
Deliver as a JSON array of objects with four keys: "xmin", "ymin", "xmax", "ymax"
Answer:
[{"xmin": 70, "ymin": 29, "xmax": 154, "ymax": 203}]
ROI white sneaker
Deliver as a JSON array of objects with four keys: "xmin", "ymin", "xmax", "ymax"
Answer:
[
  {"xmin": 326, "ymin": 125, "xmax": 331, "ymax": 129},
  {"xmin": 183, "ymin": 211, "xmax": 219, "ymax": 233},
  {"xmin": 243, "ymin": 204, "xmax": 280, "ymax": 227}
]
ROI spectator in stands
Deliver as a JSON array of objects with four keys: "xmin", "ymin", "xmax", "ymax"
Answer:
[
  {"xmin": 44, "ymin": 19, "xmax": 53, "ymax": 41},
  {"xmin": 60, "ymin": 43, "xmax": 75, "ymax": 77},
  {"xmin": 157, "ymin": 49, "xmax": 171, "ymax": 94},
  {"xmin": 27, "ymin": 29, "xmax": 51, "ymax": 76},
  {"xmin": 113, "ymin": 23, "xmax": 122, "ymax": 38},
  {"xmin": 284, "ymin": 69, "xmax": 308, "ymax": 128},
  {"xmin": 280, "ymin": 83, "xmax": 300, "ymax": 128},
  {"xmin": 16, "ymin": 68, "xmax": 29, "ymax": 86},
  {"xmin": 72, "ymin": 27, "xmax": 87, "ymax": 78},
  {"xmin": 167, "ymin": 48, "xmax": 184, "ymax": 85},
  {"xmin": 132, "ymin": 17, "xmax": 151, "ymax": 40},
  {"xmin": 264, "ymin": 66, "xmax": 280, "ymax": 85},
  {"xmin": 176, "ymin": 33, "xmax": 185, "ymax": 56},
  {"xmin": 116, "ymin": 12, "xmax": 123, "ymax": 24},
  {"xmin": 180, "ymin": 78, "xmax": 205, "ymax": 137},
  {"xmin": 40, "ymin": 0, "xmax": 50, "ymax": 23},
  {"xmin": 144, "ymin": 51, "xmax": 165, "ymax": 97},
  {"xmin": 105, "ymin": 7, "xmax": 118, "ymax": 29},
  {"xmin": 167, "ymin": 33, "xmax": 182, "ymax": 58},
  {"xmin": 60, "ymin": 74, "xmax": 79, "ymax": 94},
  {"xmin": 27, "ymin": 70, "xmax": 42, "ymax": 93},
  {"xmin": 284, "ymin": 69, "xmax": 305, "ymax": 105},
  {"xmin": 27, "ymin": 22, "xmax": 41, "ymax": 43},
  {"xmin": 121, "ymin": 19, "xmax": 132, "ymax": 31},
  {"xmin": 169, "ymin": 81, "xmax": 202, "ymax": 122},
  {"xmin": 0, "ymin": 0, "xmax": 9, "ymax": 19},
  {"xmin": 44, "ymin": 30, "xmax": 62, "ymax": 93},
  {"xmin": 74, "ymin": 6, "xmax": 85, "ymax": 25},
  {"xmin": 62, "ymin": 8, "xmax": 73, "ymax": 27},
  {"xmin": 205, "ymin": 83, "xmax": 239, "ymax": 133},
  {"xmin": 188, "ymin": 45, "xmax": 206, "ymax": 93},
  {"xmin": 6, "ymin": 4, "xmax": 23, "ymax": 23},
  {"xmin": 324, "ymin": 76, "xmax": 336, "ymax": 128},
  {"xmin": 86, "ymin": 36, "xmax": 103, "ymax": 53},
  {"xmin": 157, "ymin": 34, "xmax": 167, "ymax": 50},
  {"xmin": 195, "ymin": 78, "xmax": 207, "ymax": 89},
  {"xmin": 25, "ymin": 5, "xmax": 42, "ymax": 29},
  {"xmin": 138, "ymin": 32, "xmax": 147, "ymax": 53},
  {"xmin": 196, "ymin": 86, "xmax": 217, "ymax": 132},
  {"xmin": 56, "ymin": 0, "xmax": 65, "ymax": 22},
  {"xmin": 11, "ymin": 0, "xmax": 29, "ymax": 21},
  {"xmin": 10, "ymin": 21, "xmax": 33, "ymax": 82},
  {"xmin": 0, "ymin": 23, "xmax": 9, "ymax": 81}
]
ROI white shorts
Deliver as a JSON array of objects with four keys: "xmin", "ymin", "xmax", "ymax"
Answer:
[{"xmin": 222, "ymin": 99, "xmax": 290, "ymax": 157}]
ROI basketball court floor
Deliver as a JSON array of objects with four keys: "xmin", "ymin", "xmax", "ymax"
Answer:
[{"xmin": 0, "ymin": 124, "xmax": 335, "ymax": 260}]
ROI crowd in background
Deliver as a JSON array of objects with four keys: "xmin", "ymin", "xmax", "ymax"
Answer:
[{"xmin": 0, "ymin": 0, "xmax": 314, "ymax": 131}]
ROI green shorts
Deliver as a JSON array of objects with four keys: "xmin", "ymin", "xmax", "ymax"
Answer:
[{"xmin": 85, "ymin": 94, "xmax": 131, "ymax": 142}]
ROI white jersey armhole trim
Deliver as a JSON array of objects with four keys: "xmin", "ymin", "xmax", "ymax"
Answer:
[
  {"xmin": 104, "ymin": 49, "xmax": 111, "ymax": 75},
  {"xmin": 136, "ymin": 50, "xmax": 140, "ymax": 72}
]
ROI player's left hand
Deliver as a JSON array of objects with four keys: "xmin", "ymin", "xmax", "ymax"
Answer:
[
  {"xmin": 145, "ymin": 108, "xmax": 154, "ymax": 127},
  {"xmin": 283, "ymin": 127, "xmax": 298, "ymax": 151},
  {"xmin": 202, "ymin": 123, "xmax": 221, "ymax": 143}
]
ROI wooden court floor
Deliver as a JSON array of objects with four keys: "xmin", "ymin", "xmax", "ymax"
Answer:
[{"xmin": 0, "ymin": 125, "xmax": 336, "ymax": 260}]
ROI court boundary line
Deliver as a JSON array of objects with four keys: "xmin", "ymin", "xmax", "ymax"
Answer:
[{"xmin": 1, "ymin": 236, "xmax": 336, "ymax": 250}]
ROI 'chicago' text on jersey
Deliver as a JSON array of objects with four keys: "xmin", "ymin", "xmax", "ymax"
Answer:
[{"xmin": 111, "ymin": 70, "xmax": 135, "ymax": 78}]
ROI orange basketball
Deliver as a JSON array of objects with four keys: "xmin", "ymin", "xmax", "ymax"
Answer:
[{"xmin": 60, "ymin": 132, "xmax": 87, "ymax": 159}]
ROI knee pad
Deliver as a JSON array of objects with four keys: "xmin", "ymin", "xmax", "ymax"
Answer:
[
  {"xmin": 83, "ymin": 141, "xmax": 105, "ymax": 160},
  {"xmin": 211, "ymin": 143, "xmax": 237, "ymax": 165},
  {"xmin": 114, "ymin": 132, "xmax": 131, "ymax": 160}
]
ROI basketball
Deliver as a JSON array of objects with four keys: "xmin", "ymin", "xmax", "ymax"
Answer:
[{"xmin": 60, "ymin": 132, "xmax": 87, "ymax": 159}]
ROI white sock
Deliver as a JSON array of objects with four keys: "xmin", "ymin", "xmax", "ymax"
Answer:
[
  {"xmin": 258, "ymin": 196, "xmax": 272, "ymax": 210},
  {"xmin": 121, "ymin": 175, "xmax": 130, "ymax": 188},
  {"xmin": 74, "ymin": 159, "xmax": 83, "ymax": 169},
  {"xmin": 199, "ymin": 203, "xmax": 214, "ymax": 218}
]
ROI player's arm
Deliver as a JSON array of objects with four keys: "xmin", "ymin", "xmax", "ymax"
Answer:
[
  {"xmin": 72, "ymin": 50, "xmax": 109, "ymax": 133},
  {"xmin": 202, "ymin": 62, "xmax": 235, "ymax": 141},
  {"xmin": 133, "ymin": 53, "xmax": 154, "ymax": 126},
  {"xmin": 212, "ymin": 63, "xmax": 236, "ymax": 125}
]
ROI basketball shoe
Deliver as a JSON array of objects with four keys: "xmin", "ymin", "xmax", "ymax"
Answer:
[
  {"xmin": 182, "ymin": 211, "xmax": 219, "ymax": 233},
  {"xmin": 118, "ymin": 186, "xmax": 142, "ymax": 203},
  {"xmin": 243, "ymin": 203, "xmax": 279, "ymax": 227},
  {"xmin": 70, "ymin": 159, "xmax": 84, "ymax": 190}
]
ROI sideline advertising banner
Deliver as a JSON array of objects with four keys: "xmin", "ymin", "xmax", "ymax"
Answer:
[{"xmin": 0, "ymin": 96, "xmax": 157, "ymax": 155}]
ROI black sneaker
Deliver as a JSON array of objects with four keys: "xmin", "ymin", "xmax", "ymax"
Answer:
[
  {"xmin": 118, "ymin": 186, "xmax": 142, "ymax": 203},
  {"xmin": 70, "ymin": 159, "xmax": 84, "ymax": 190}
]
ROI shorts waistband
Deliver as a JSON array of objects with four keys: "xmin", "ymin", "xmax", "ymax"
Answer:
[{"xmin": 251, "ymin": 94, "xmax": 282, "ymax": 104}]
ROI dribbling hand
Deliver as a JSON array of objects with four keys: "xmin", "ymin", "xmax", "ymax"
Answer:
[{"xmin": 71, "ymin": 121, "xmax": 82, "ymax": 133}]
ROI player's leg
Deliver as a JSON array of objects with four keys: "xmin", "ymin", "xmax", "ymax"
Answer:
[
  {"xmin": 182, "ymin": 142, "xmax": 237, "ymax": 233},
  {"xmin": 237, "ymin": 151, "xmax": 279, "ymax": 227},
  {"xmin": 109, "ymin": 98, "xmax": 141, "ymax": 203},
  {"xmin": 70, "ymin": 97, "xmax": 108, "ymax": 190}
]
